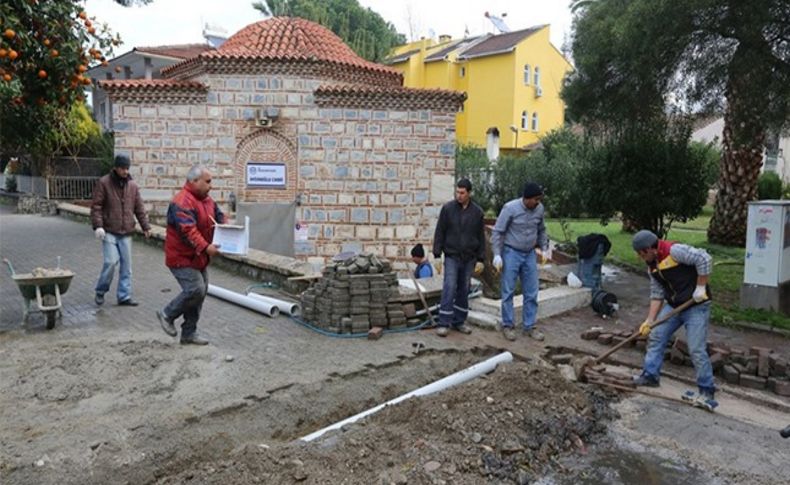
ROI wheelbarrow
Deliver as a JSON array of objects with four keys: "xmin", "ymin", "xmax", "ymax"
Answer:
[{"xmin": 3, "ymin": 258, "xmax": 75, "ymax": 329}]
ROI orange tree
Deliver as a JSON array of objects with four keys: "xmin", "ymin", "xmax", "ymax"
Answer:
[{"xmin": 0, "ymin": 0, "xmax": 149, "ymax": 162}]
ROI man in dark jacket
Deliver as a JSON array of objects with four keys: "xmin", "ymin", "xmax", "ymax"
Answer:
[
  {"xmin": 90, "ymin": 155, "xmax": 151, "ymax": 306},
  {"xmin": 432, "ymin": 178, "xmax": 485, "ymax": 337},
  {"xmin": 157, "ymin": 165, "xmax": 224, "ymax": 345}
]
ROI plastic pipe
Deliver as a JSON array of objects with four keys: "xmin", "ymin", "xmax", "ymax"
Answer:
[
  {"xmin": 246, "ymin": 292, "xmax": 301, "ymax": 316},
  {"xmin": 300, "ymin": 351, "xmax": 513, "ymax": 442},
  {"xmin": 207, "ymin": 284, "xmax": 280, "ymax": 317}
]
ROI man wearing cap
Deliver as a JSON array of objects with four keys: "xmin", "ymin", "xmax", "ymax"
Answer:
[
  {"xmin": 631, "ymin": 229, "xmax": 716, "ymax": 410},
  {"xmin": 491, "ymin": 182, "xmax": 548, "ymax": 342},
  {"xmin": 410, "ymin": 243, "xmax": 434, "ymax": 279},
  {"xmin": 90, "ymin": 155, "xmax": 151, "ymax": 306},
  {"xmin": 432, "ymin": 178, "xmax": 486, "ymax": 337}
]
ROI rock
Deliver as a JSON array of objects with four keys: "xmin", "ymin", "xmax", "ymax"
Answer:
[
  {"xmin": 500, "ymin": 439, "xmax": 524, "ymax": 453},
  {"xmin": 424, "ymin": 461, "xmax": 441, "ymax": 473},
  {"xmin": 485, "ymin": 396, "xmax": 494, "ymax": 404},
  {"xmin": 225, "ymin": 355, "xmax": 235, "ymax": 362},
  {"xmin": 470, "ymin": 432, "xmax": 483, "ymax": 443},
  {"xmin": 557, "ymin": 364, "xmax": 577, "ymax": 382},
  {"xmin": 392, "ymin": 472, "xmax": 408, "ymax": 484}
]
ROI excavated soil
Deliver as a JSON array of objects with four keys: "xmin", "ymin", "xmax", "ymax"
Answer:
[{"xmin": 154, "ymin": 360, "xmax": 616, "ymax": 484}]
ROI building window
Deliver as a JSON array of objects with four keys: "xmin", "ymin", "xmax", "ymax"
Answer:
[
  {"xmin": 521, "ymin": 110, "xmax": 529, "ymax": 129},
  {"xmin": 531, "ymin": 112, "xmax": 539, "ymax": 132},
  {"xmin": 460, "ymin": 66, "xmax": 466, "ymax": 77},
  {"xmin": 523, "ymin": 64, "xmax": 531, "ymax": 85},
  {"xmin": 533, "ymin": 66, "xmax": 541, "ymax": 87}
]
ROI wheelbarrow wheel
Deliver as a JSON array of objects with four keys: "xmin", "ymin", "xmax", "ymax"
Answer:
[{"xmin": 42, "ymin": 294, "xmax": 58, "ymax": 330}]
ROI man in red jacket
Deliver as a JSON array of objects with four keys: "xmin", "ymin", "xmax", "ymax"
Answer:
[{"xmin": 157, "ymin": 165, "xmax": 224, "ymax": 345}]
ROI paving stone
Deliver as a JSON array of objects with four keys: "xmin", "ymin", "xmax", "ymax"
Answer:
[
  {"xmin": 768, "ymin": 378, "xmax": 790, "ymax": 396},
  {"xmin": 739, "ymin": 374, "xmax": 767, "ymax": 390},
  {"xmin": 581, "ymin": 328, "xmax": 602, "ymax": 340},
  {"xmin": 669, "ymin": 348, "xmax": 685, "ymax": 365},
  {"xmin": 709, "ymin": 352, "xmax": 726, "ymax": 371},
  {"xmin": 367, "ymin": 327, "xmax": 384, "ymax": 340},
  {"xmin": 722, "ymin": 364, "xmax": 740, "ymax": 385},
  {"xmin": 597, "ymin": 333, "xmax": 613, "ymax": 345},
  {"xmin": 673, "ymin": 337, "xmax": 689, "ymax": 355},
  {"xmin": 757, "ymin": 350, "xmax": 771, "ymax": 377}
]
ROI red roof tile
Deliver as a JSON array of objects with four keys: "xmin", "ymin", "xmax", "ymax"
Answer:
[
  {"xmin": 134, "ymin": 43, "xmax": 214, "ymax": 59},
  {"xmin": 162, "ymin": 17, "xmax": 400, "ymax": 83},
  {"xmin": 98, "ymin": 79, "xmax": 208, "ymax": 103},
  {"xmin": 314, "ymin": 84, "xmax": 466, "ymax": 111}
]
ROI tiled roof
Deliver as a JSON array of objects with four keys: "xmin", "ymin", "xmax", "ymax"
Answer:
[
  {"xmin": 98, "ymin": 79, "xmax": 208, "ymax": 103},
  {"xmin": 134, "ymin": 43, "xmax": 214, "ymax": 59},
  {"xmin": 458, "ymin": 26, "xmax": 544, "ymax": 59},
  {"xmin": 314, "ymin": 84, "xmax": 466, "ymax": 111},
  {"xmin": 162, "ymin": 17, "xmax": 401, "ymax": 84},
  {"xmin": 424, "ymin": 40, "xmax": 467, "ymax": 62},
  {"xmin": 385, "ymin": 48, "xmax": 421, "ymax": 64}
]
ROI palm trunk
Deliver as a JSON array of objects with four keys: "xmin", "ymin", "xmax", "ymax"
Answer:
[{"xmin": 707, "ymin": 43, "xmax": 770, "ymax": 246}]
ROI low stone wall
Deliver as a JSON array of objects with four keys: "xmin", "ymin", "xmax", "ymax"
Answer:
[
  {"xmin": 17, "ymin": 194, "xmax": 59, "ymax": 215},
  {"xmin": 56, "ymin": 202, "xmax": 314, "ymax": 294}
]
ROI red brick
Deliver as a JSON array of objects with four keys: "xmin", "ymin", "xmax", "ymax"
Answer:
[{"xmin": 367, "ymin": 327, "xmax": 384, "ymax": 340}]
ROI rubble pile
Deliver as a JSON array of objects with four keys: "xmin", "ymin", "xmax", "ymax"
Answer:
[
  {"xmin": 300, "ymin": 254, "xmax": 406, "ymax": 334},
  {"xmin": 581, "ymin": 327, "xmax": 790, "ymax": 396}
]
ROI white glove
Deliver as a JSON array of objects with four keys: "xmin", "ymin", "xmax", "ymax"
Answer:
[
  {"xmin": 492, "ymin": 255, "xmax": 503, "ymax": 272},
  {"xmin": 693, "ymin": 285, "xmax": 708, "ymax": 303},
  {"xmin": 94, "ymin": 228, "xmax": 106, "ymax": 240}
]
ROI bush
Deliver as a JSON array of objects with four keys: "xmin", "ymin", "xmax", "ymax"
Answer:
[
  {"xmin": 757, "ymin": 171, "xmax": 783, "ymax": 200},
  {"xmin": 690, "ymin": 140, "xmax": 721, "ymax": 188},
  {"xmin": 581, "ymin": 121, "xmax": 708, "ymax": 237}
]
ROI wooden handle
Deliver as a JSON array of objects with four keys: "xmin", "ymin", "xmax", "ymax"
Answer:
[
  {"xmin": 592, "ymin": 299, "xmax": 696, "ymax": 365},
  {"xmin": 410, "ymin": 275, "xmax": 438, "ymax": 328}
]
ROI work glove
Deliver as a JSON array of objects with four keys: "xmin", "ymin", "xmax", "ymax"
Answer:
[
  {"xmin": 492, "ymin": 255, "xmax": 503, "ymax": 273},
  {"xmin": 94, "ymin": 228, "xmax": 106, "ymax": 240},
  {"xmin": 693, "ymin": 285, "xmax": 708, "ymax": 303},
  {"xmin": 474, "ymin": 262, "xmax": 484, "ymax": 275},
  {"xmin": 535, "ymin": 248, "xmax": 546, "ymax": 265},
  {"xmin": 434, "ymin": 258, "xmax": 442, "ymax": 275},
  {"xmin": 639, "ymin": 320, "xmax": 653, "ymax": 338}
]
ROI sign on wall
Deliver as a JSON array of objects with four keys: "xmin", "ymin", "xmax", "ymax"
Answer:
[{"xmin": 246, "ymin": 163, "xmax": 286, "ymax": 188}]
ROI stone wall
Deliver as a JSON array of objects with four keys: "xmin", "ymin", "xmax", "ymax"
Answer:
[{"xmin": 110, "ymin": 72, "xmax": 457, "ymax": 268}]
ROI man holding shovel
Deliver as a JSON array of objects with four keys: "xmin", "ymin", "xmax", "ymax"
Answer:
[{"xmin": 631, "ymin": 230, "xmax": 716, "ymax": 410}]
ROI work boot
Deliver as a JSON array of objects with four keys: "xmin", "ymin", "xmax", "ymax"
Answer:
[
  {"xmin": 118, "ymin": 299, "xmax": 139, "ymax": 306},
  {"xmin": 180, "ymin": 333, "xmax": 209, "ymax": 345},
  {"xmin": 436, "ymin": 326, "xmax": 450, "ymax": 337},
  {"xmin": 95, "ymin": 293, "xmax": 104, "ymax": 306},
  {"xmin": 502, "ymin": 327, "xmax": 517, "ymax": 341},
  {"xmin": 524, "ymin": 328, "xmax": 544, "ymax": 341},
  {"xmin": 454, "ymin": 323, "xmax": 473, "ymax": 334},
  {"xmin": 157, "ymin": 310, "xmax": 177, "ymax": 337},
  {"xmin": 632, "ymin": 373, "xmax": 660, "ymax": 388}
]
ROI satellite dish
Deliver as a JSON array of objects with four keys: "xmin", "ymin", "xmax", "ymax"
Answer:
[{"xmin": 484, "ymin": 11, "xmax": 511, "ymax": 33}]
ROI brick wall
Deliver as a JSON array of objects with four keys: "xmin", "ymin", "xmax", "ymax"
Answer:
[{"xmin": 110, "ymin": 72, "xmax": 457, "ymax": 268}]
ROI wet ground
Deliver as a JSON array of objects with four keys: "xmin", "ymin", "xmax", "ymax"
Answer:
[{"xmin": 1, "ymin": 209, "xmax": 788, "ymax": 484}]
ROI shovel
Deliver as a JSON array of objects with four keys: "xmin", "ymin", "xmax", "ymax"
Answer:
[{"xmin": 572, "ymin": 298, "xmax": 696, "ymax": 381}]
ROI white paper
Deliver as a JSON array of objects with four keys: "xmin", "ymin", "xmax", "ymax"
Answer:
[{"xmin": 212, "ymin": 216, "xmax": 249, "ymax": 255}]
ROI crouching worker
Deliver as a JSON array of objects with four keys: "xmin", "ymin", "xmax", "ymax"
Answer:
[
  {"xmin": 631, "ymin": 229, "xmax": 716, "ymax": 410},
  {"xmin": 411, "ymin": 243, "xmax": 434, "ymax": 279}
]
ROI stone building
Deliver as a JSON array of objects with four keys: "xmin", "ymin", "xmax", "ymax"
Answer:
[{"xmin": 99, "ymin": 17, "xmax": 465, "ymax": 269}]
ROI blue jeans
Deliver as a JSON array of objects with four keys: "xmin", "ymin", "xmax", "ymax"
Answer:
[
  {"xmin": 438, "ymin": 256, "xmax": 475, "ymax": 328},
  {"xmin": 95, "ymin": 233, "xmax": 133, "ymax": 303},
  {"xmin": 500, "ymin": 246, "xmax": 539, "ymax": 330},
  {"xmin": 164, "ymin": 267, "xmax": 209, "ymax": 337},
  {"xmin": 642, "ymin": 302, "xmax": 715, "ymax": 395}
]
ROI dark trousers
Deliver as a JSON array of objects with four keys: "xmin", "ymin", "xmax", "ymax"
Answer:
[
  {"xmin": 438, "ymin": 256, "xmax": 475, "ymax": 328},
  {"xmin": 164, "ymin": 267, "xmax": 208, "ymax": 337}
]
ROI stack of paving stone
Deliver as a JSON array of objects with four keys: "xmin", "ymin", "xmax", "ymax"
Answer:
[
  {"xmin": 581, "ymin": 327, "xmax": 790, "ymax": 396},
  {"xmin": 300, "ymin": 254, "xmax": 406, "ymax": 334}
]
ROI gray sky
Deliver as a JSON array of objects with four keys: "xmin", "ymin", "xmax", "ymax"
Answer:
[{"xmin": 84, "ymin": 0, "xmax": 573, "ymax": 56}]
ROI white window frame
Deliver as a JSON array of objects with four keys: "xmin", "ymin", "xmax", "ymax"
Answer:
[
  {"xmin": 533, "ymin": 66, "xmax": 541, "ymax": 87},
  {"xmin": 531, "ymin": 112, "xmax": 539, "ymax": 132},
  {"xmin": 460, "ymin": 66, "xmax": 466, "ymax": 78},
  {"xmin": 521, "ymin": 110, "xmax": 529, "ymax": 129},
  {"xmin": 523, "ymin": 64, "xmax": 531, "ymax": 85}
]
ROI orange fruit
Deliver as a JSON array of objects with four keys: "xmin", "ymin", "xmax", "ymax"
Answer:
[
  {"xmin": 82, "ymin": 77, "xmax": 91, "ymax": 85},
  {"xmin": 50, "ymin": 49, "xmax": 58, "ymax": 57},
  {"xmin": 88, "ymin": 26, "xmax": 96, "ymax": 35},
  {"xmin": 84, "ymin": 20, "xmax": 92, "ymax": 28},
  {"xmin": 43, "ymin": 38, "xmax": 50, "ymax": 46},
  {"xmin": 0, "ymin": 48, "xmax": 7, "ymax": 58},
  {"xmin": 4, "ymin": 29, "xmax": 14, "ymax": 40},
  {"xmin": 78, "ymin": 64, "xmax": 87, "ymax": 73},
  {"xmin": 2, "ymin": 74, "xmax": 11, "ymax": 82},
  {"xmin": 79, "ymin": 12, "xmax": 87, "ymax": 20},
  {"xmin": 101, "ymin": 60, "xmax": 108, "ymax": 66},
  {"xmin": 38, "ymin": 69, "xmax": 47, "ymax": 79},
  {"xmin": 8, "ymin": 49, "xmax": 18, "ymax": 60}
]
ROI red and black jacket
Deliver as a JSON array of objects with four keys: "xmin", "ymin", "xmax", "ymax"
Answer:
[
  {"xmin": 164, "ymin": 184, "xmax": 224, "ymax": 270},
  {"xmin": 648, "ymin": 240, "xmax": 711, "ymax": 308}
]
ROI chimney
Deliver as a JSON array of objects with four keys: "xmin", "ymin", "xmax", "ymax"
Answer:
[{"xmin": 438, "ymin": 34, "xmax": 451, "ymax": 43}]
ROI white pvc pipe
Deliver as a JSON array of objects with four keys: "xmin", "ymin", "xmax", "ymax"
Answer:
[
  {"xmin": 300, "ymin": 351, "xmax": 513, "ymax": 442},
  {"xmin": 208, "ymin": 284, "xmax": 280, "ymax": 318},
  {"xmin": 246, "ymin": 292, "xmax": 301, "ymax": 316}
]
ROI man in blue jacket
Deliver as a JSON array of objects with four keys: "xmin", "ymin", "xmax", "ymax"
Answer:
[{"xmin": 491, "ymin": 182, "xmax": 548, "ymax": 342}]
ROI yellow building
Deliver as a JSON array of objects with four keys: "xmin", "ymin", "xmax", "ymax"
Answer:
[{"xmin": 388, "ymin": 26, "xmax": 573, "ymax": 149}]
